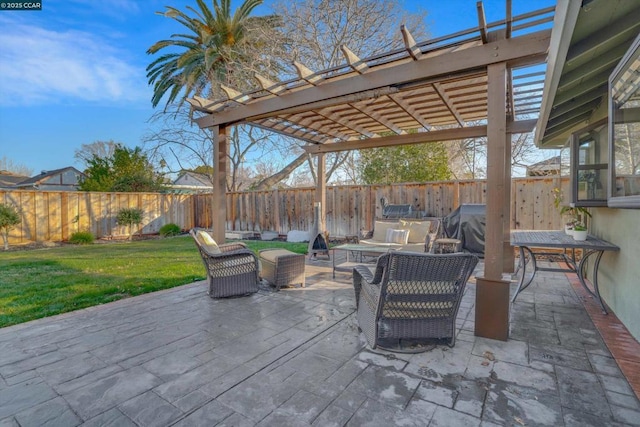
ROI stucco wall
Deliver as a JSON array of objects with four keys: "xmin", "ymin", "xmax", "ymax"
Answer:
[{"xmin": 591, "ymin": 208, "xmax": 640, "ymax": 340}]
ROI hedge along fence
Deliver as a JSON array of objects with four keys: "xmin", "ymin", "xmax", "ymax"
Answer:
[{"xmin": 1, "ymin": 176, "xmax": 568, "ymax": 245}]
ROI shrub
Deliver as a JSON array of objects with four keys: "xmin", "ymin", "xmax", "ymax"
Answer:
[
  {"xmin": 159, "ymin": 223, "xmax": 181, "ymax": 237},
  {"xmin": 69, "ymin": 231, "xmax": 95, "ymax": 245},
  {"xmin": 116, "ymin": 208, "xmax": 144, "ymax": 240},
  {"xmin": 0, "ymin": 203, "xmax": 21, "ymax": 250}
]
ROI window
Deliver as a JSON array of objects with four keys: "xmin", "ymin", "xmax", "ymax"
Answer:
[
  {"xmin": 609, "ymin": 34, "xmax": 640, "ymax": 208},
  {"xmin": 570, "ymin": 121, "xmax": 608, "ymax": 206}
]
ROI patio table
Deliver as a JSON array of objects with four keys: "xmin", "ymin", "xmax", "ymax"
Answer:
[{"xmin": 510, "ymin": 230, "xmax": 619, "ymax": 313}]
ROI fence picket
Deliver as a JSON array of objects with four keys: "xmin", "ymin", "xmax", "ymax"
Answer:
[{"xmin": 0, "ymin": 177, "xmax": 566, "ymax": 244}]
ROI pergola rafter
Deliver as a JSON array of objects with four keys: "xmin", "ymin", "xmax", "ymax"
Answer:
[{"xmin": 191, "ymin": 3, "xmax": 554, "ymax": 342}]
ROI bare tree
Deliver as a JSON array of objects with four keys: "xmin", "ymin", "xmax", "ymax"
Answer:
[
  {"xmin": 446, "ymin": 131, "xmax": 548, "ymax": 179},
  {"xmin": 253, "ymin": 0, "xmax": 430, "ymax": 187},
  {"xmin": 149, "ymin": 0, "xmax": 430, "ymax": 190},
  {"xmin": 144, "ymin": 107, "xmax": 282, "ymax": 191},
  {"xmin": 615, "ymin": 122, "xmax": 640, "ymax": 175},
  {"xmin": 0, "ymin": 156, "xmax": 32, "ymax": 176},
  {"xmin": 447, "ymin": 138, "xmax": 487, "ymax": 179},
  {"xmin": 511, "ymin": 132, "xmax": 543, "ymax": 175},
  {"xmin": 144, "ymin": 108, "xmax": 214, "ymax": 179},
  {"xmin": 74, "ymin": 141, "xmax": 118, "ymax": 169},
  {"xmin": 274, "ymin": 0, "xmax": 427, "ymax": 71}
]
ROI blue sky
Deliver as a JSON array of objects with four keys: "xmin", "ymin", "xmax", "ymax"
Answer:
[{"xmin": 0, "ymin": 0, "xmax": 555, "ymax": 176}]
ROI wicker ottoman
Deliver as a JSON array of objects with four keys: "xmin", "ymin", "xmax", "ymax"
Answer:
[{"xmin": 259, "ymin": 249, "xmax": 306, "ymax": 290}]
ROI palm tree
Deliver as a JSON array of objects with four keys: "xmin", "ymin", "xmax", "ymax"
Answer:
[{"xmin": 146, "ymin": 0, "xmax": 270, "ymax": 109}]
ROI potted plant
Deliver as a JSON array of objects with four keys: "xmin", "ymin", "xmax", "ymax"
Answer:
[
  {"xmin": 553, "ymin": 187, "xmax": 592, "ymax": 235},
  {"xmin": 553, "ymin": 188, "xmax": 580, "ymax": 234},
  {"xmin": 560, "ymin": 205, "xmax": 592, "ymax": 229},
  {"xmin": 572, "ymin": 221, "xmax": 588, "ymax": 241}
]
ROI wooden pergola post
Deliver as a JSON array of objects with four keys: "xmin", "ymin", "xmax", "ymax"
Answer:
[
  {"xmin": 503, "ymin": 132, "xmax": 515, "ymax": 273},
  {"xmin": 475, "ymin": 61, "xmax": 510, "ymax": 341},
  {"xmin": 212, "ymin": 125, "xmax": 227, "ymax": 243},
  {"xmin": 316, "ymin": 153, "xmax": 326, "ymax": 231}
]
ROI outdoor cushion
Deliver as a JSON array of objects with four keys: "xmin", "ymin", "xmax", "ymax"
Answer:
[
  {"xmin": 196, "ymin": 230, "xmax": 221, "ymax": 254},
  {"xmin": 400, "ymin": 220, "xmax": 431, "ymax": 244},
  {"xmin": 359, "ymin": 239, "xmax": 424, "ymax": 252},
  {"xmin": 259, "ymin": 249, "xmax": 299, "ymax": 263},
  {"xmin": 385, "ymin": 228, "xmax": 409, "ymax": 244},
  {"xmin": 372, "ymin": 221, "xmax": 401, "ymax": 242}
]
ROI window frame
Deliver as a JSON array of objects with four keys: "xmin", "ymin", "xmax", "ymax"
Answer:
[
  {"xmin": 570, "ymin": 119, "xmax": 608, "ymax": 207},
  {"xmin": 608, "ymin": 34, "xmax": 640, "ymax": 209}
]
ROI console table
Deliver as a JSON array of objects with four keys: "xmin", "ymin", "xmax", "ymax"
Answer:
[{"xmin": 510, "ymin": 230, "xmax": 619, "ymax": 313}]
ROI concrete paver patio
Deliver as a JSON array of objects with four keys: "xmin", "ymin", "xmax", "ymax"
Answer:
[{"xmin": 1, "ymin": 257, "xmax": 639, "ymax": 426}]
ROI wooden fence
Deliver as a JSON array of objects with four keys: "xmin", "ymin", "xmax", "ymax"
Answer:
[{"xmin": 1, "ymin": 176, "xmax": 568, "ymax": 245}]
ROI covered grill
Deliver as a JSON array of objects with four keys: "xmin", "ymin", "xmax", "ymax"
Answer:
[
  {"xmin": 441, "ymin": 204, "xmax": 486, "ymax": 257},
  {"xmin": 380, "ymin": 198, "xmax": 425, "ymax": 219}
]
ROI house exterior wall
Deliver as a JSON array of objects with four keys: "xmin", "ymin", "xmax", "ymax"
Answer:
[
  {"xmin": 174, "ymin": 174, "xmax": 201, "ymax": 186},
  {"xmin": 591, "ymin": 208, "xmax": 640, "ymax": 340},
  {"xmin": 38, "ymin": 170, "xmax": 81, "ymax": 191}
]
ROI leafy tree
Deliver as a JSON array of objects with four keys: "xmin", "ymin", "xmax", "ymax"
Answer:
[
  {"xmin": 117, "ymin": 208, "xmax": 144, "ymax": 240},
  {"xmin": 146, "ymin": 0, "xmax": 282, "ymax": 109},
  {"xmin": 359, "ymin": 143, "xmax": 451, "ymax": 185},
  {"xmin": 79, "ymin": 144, "xmax": 166, "ymax": 192},
  {"xmin": 0, "ymin": 203, "xmax": 21, "ymax": 250},
  {"xmin": 145, "ymin": 0, "xmax": 285, "ymax": 192}
]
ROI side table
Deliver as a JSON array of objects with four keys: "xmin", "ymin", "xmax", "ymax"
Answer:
[{"xmin": 432, "ymin": 238, "xmax": 462, "ymax": 254}]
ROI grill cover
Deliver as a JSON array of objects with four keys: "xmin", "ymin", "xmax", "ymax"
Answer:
[
  {"xmin": 442, "ymin": 204, "xmax": 486, "ymax": 257},
  {"xmin": 382, "ymin": 204, "xmax": 412, "ymax": 218}
]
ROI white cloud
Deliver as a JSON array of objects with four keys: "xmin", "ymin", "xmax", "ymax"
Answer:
[{"xmin": 0, "ymin": 18, "xmax": 149, "ymax": 106}]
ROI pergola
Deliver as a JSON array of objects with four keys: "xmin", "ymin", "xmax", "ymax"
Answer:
[{"xmin": 189, "ymin": 2, "xmax": 553, "ymax": 340}]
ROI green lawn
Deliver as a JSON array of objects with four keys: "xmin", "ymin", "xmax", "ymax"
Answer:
[{"xmin": 0, "ymin": 237, "xmax": 308, "ymax": 328}]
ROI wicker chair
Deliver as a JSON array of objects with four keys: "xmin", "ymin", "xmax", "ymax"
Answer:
[
  {"xmin": 353, "ymin": 251, "xmax": 478, "ymax": 351},
  {"xmin": 190, "ymin": 228, "xmax": 260, "ymax": 298}
]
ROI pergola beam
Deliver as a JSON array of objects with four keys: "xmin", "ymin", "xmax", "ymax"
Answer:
[
  {"xmin": 255, "ymin": 74, "xmax": 287, "ymax": 95},
  {"xmin": 220, "ymin": 85, "xmax": 251, "ymax": 104},
  {"xmin": 302, "ymin": 119, "xmax": 537, "ymax": 154},
  {"xmin": 401, "ymin": 25, "xmax": 422, "ymax": 60},
  {"xmin": 388, "ymin": 93, "xmax": 432, "ymax": 130},
  {"xmin": 282, "ymin": 113, "xmax": 353, "ymax": 141},
  {"xmin": 506, "ymin": 0, "xmax": 512, "ymax": 38},
  {"xmin": 315, "ymin": 108, "xmax": 375, "ymax": 138},
  {"xmin": 293, "ymin": 61, "xmax": 324, "ymax": 85},
  {"xmin": 349, "ymin": 102, "xmax": 405, "ymax": 135},
  {"xmin": 195, "ymin": 29, "xmax": 551, "ymax": 128},
  {"xmin": 433, "ymin": 83, "xmax": 465, "ymax": 126},
  {"xmin": 341, "ymin": 45, "xmax": 369, "ymax": 74},
  {"xmin": 477, "ymin": 1, "xmax": 489, "ymax": 44},
  {"xmin": 250, "ymin": 120, "xmax": 325, "ymax": 144}
]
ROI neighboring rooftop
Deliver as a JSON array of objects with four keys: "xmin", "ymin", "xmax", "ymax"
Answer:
[
  {"xmin": 526, "ymin": 155, "xmax": 562, "ymax": 176},
  {"xmin": 0, "ymin": 170, "xmax": 29, "ymax": 188},
  {"xmin": 11, "ymin": 167, "xmax": 84, "ymax": 191}
]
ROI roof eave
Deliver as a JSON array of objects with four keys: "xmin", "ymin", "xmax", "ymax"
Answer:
[{"xmin": 534, "ymin": 0, "xmax": 582, "ymax": 148}]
